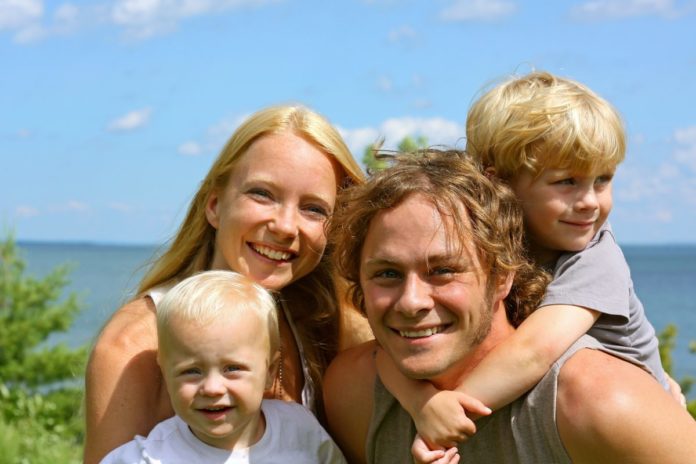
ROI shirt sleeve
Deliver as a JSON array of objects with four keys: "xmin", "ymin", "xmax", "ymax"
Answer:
[{"xmin": 541, "ymin": 229, "xmax": 631, "ymax": 320}]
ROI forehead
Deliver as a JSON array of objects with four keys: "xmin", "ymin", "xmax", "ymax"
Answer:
[
  {"xmin": 234, "ymin": 131, "xmax": 342, "ymax": 184},
  {"xmin": 162, "ymin": 311, "xmax": 270, "ymax": 353},
  {"xmin": 361, "ymin": 194, "xmax": 477, "ymax": 266}
]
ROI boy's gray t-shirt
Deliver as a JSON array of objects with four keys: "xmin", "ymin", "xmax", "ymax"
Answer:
[{"xmin": 541, "ymin": 221, "xmax": 667, "ymax": 388}]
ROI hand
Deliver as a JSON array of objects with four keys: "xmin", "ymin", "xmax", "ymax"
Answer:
[
  {"xmin": 415, "ymin": 390, "xmax": 491, "ymax": 448},
  {"xmin": 666, "ymin": 373, "xmax": 686, "ymax": 408},
  {"xmin": 412, "ymin": 435, "xmax": 460, "ymax": 464}
]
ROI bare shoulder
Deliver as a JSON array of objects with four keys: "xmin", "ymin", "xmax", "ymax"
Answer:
[
  {"xmin": 556, "ymin": 348, "xmax": 696, "ymax": 464},
  {"xmin": 324, "ymin": 340, "xmax": 378, "ymax": 464},
  {"xmin": 84, "ymin": 296, "xmax": 172, "ymax": 464},
  {"xmin": 338, "ymin": 305, "xmax": 374, "ymax": 351}
]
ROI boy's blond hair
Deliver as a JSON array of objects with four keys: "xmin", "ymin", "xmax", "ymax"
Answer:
[
  {"xmin": 466, "ymin": 71, "xmax": 626, "ymax": 178},
  {"xmin": 157, "ymin": 270, "xmax": 280, "ymax": 361}
]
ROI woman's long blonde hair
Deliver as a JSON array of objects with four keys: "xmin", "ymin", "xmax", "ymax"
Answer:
[{"xmin": 138, "ymin": 104, "xmax": 364, "ymax": 419}]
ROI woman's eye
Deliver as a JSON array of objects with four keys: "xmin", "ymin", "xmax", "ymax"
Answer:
[
  {"xmin": 303, "ymin": 204, "xmax": 330, "ymax": 219},
  {"xmin": 247, "ymin": 188, "xmax": 273, "ymax": 200}
]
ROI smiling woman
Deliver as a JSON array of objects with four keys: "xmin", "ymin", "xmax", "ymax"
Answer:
[{"xmin": 83, "ymin": 105, "xmax": 372, "ymax": 464}]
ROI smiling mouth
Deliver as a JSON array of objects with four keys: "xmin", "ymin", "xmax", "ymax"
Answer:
[
  {"xmin": 398, "ymin": 325, "xmax": 447, "ymax": 338},
  {"xmin": 250, "ymin": 243, "xmax": 295, "ymax": 262},
  {"xmin": 198, "ymin": 405, "xmax": 232, "ymax": 416}
]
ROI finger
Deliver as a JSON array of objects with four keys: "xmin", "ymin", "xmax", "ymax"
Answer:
[
  {"xmin": 457, "ymin": 396, "xmax": 492, "ymax": 416},
  {"xmin": 412, "ymin": 435, "xmax": 445, "ymax": 464}
]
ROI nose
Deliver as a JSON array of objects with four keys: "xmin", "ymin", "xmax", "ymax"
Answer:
[
  {"xmin": 575, "ymin": 186, "xmax": 599, "ymax": 211},
  {"xmin": 200, "ymin": 372, "xmax": 226, "ymax": 396},
  {"xmin": 395, "ymin": 274, "xmax": 434, "ymax": 317},
  {"xmin": 268, "ymin": 205, "xmax": 299, "ymax": 238}
]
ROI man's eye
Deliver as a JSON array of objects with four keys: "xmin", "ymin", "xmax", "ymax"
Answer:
[{"xmin": 374, "ymin": 269, "xmax": 401, "ymax": 279}]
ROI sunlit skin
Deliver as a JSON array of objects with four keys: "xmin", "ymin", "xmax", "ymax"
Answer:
[
  {"xmin": 359, "ymin": 194, "xmax": 512, "ymax": 390},
  {"xmin": 509, "ymin": 166, "xmax": 614, "ymax": 267},
  {"xmin": 158, "ymin": 312, "xmax": 275, "ymax": 450},
  {"xmin": 206, "ymin": 131, "xmax": 342, "ymax": 291}
]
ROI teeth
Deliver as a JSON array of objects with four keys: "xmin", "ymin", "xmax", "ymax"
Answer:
[
  {"xmin": 205, "ymin": 406, "xmax": 228, "ymax": 411},
  {"xmin": 253, "ymin": 244, "xmax": 292, "ymax": 261},
  {"xmin": 399, "ymin": 327, "xmax": 443, "ymax": 338}
]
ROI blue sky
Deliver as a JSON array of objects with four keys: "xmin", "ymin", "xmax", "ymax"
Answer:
[{"xmin": 1, "ymin": 0, "xmax": 695, "ymax": 245}]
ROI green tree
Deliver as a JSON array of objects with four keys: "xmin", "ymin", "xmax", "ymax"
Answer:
[
  {"xmin": 0, "ymin": 235, "xmax": 87, "ymax": 463},
  {"xmin": 362, "ymin": 135, "xmax": 429, "ymax": 173},
  {"xmin": 657, "ymin": 324, "xmax": 696, "ymax": 418}
]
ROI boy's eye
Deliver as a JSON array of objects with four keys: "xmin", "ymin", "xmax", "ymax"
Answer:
[
  {"xmin": 224, "ymin": 365, "xmax": 241, "ymax": 373},
  {"xmin": 554, "ymin": 177, "xmax": 576, "ymax": 186},
  {"xmin": 596, "ymin": 174, "xmax": 613, "ymax": 185}
]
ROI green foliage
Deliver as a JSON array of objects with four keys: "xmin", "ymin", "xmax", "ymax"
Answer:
[
  {"xmin": 362, "ymin": 135, "xmax": 429, "ymax": 173},
  {"xmin": 397, "ymin": 135, "xmax": 429, "ymax": 153},
  {"xmin": 657, "ymin": 324, "xmax": 696, "ymax": 418},
  {"xmin": 0, "ymin": 235, "xmax": 86, "ymax": 462}
]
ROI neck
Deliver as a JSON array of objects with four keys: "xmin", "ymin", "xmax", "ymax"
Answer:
[{"xmin": 429, "ymin": 302, "xmax": 516, "ymax": 391}]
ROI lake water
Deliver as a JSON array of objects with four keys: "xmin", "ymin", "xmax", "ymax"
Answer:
[{"xmin": 16, "ymin": 241, "xmax": 696, "ymax": 394}]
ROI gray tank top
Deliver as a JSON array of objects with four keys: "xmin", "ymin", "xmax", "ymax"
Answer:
[{"xmin": 366, "ymin": 335, "xmax": 610, "ymax": 464}]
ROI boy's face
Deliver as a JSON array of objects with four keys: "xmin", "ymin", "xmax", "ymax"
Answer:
[
  {"xmin": 510, "ymin": 166, "xmax": 614, "ymax": 266},
  {"xmin": 159, "ymin": 311, "xmax": 274, "ymax": 450}
]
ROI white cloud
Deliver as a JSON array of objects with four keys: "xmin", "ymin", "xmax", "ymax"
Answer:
[
  {"xmin": 0, "ymin": 0, "xmax": 44, "ymax": 42},
  {"xmin": 0, "ymin": 0, "xmax": 42, "ymax": 29},
  {"xmin": 388, "ymin": 24, "xmax": 416, "ymax": 43},
  {"xmin": 107, "ymin": 107, "xmax": 152, "ymax": 132},
  {"xmin": 570, "ymin": 0, "xmax": 687, "ymax": 20},
  {"xmin": 440, "ymin": 0, "xmax": 517, "ymax": 21},
  {"xmin": 65, "ymin": 200, "xmax": 89, "ymax": 212},
  {"xmin": 108, "ymin": 201, "xmax": 132, "ymax": 213},
  {"xmin": 376, "ymin": 75, "xmax": 393, "ymax": 92},
  {"xmin": 111, "ymin": 0, "xmax": 280, "ymax": 39},
  {"xmin": 175, "ymin": 114, "xmax": 248, "ymax": 157},
  {"xmin": 178, "ymin": 141, "xmax": 203, "ymax": 156},
  {"xmin": 339, "ymin": 116, "xmax": 466, "ymax": 158},
  {"xmin": 15, "ymin": 205, "xmax": 39, "ymax": 217},
  {"xmin": 673, "ymin": 125, "xmax": 696, "ymax": 172}
]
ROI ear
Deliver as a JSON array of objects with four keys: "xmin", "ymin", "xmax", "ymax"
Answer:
[
  {"xmin": 205, "ymin": 190, "xmax": 221, "ymax": 229},
  {"xmin": 494, "ymin": 271, "xmax": 515, "ymax": 302},
  {"xmin": 484, "ymin": 166, "xmax": 497, "ymax": 178}
]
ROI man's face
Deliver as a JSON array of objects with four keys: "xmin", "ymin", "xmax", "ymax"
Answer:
[{"xmin": 359, "ymin": 194, "xmax": 501, "ymax": 385}]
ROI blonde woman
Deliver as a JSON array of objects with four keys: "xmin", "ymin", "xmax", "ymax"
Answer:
[{"xmin": 84, "ymin": 105, "xmax": 372, "ymax": 464}]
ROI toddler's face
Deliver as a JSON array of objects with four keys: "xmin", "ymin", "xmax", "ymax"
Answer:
[
  {"xmin": 509, "ymin": 166, "xmax": 614, "ymax": 266},
  {"xmin": 159, "ymin": 312, "xmax": 274, "ymax": 450}
]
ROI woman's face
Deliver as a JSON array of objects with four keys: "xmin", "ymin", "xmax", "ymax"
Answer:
[{"xmin": 206, "ymin": 131, "xmax": 343, "ymax": 291}]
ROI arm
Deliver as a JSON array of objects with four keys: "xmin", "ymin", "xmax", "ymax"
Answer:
[
  {"xmin": 323, "ymin": 340, "xmax": 379, "ymax": 464},
  {"xmin": 556, "ymin": 348, "xmax": 696, "ymax": 463},
  {"xmin": 376, "ymin": 347, "xmax": 489, "ymax": 448},
  {"xmin": 83, "ymin": 297, "xmax": 174, "ymax": 464},
  {"xmin": 457, "ymin": 304, "xmax": 599, "ymax": 409},
  {"xmin": 380, "ymin": 304, "xmax": 598, "ymax": 450}
]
